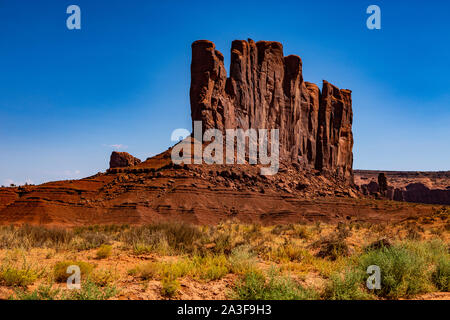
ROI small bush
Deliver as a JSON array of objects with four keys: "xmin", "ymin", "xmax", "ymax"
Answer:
[
  {"xmin": 432, "ymin": 257, "xmax": 450, "ymax": 292},
  {"xmin": 192, "ymin": 255, "xmax": 229, "ymax": 281},
  {"xmin": 161, "ymin": 277, "xmax": 180, "ymax": 298},
  {"xmin": 96, "ymin": 245, "xmax": 112, "ymax": 259},
  {"xmin": 132, "ymin": 243, "xmax": 153, "ymax": 255},
  {"xmin": 315, "ymin": 238, "xmax": 349, "ymax": 261},
  {"xmin": 295, "ymin": 226, "xmax": 310, "ymax": 239},
  {"xmin": 11, "ymin": 285, "xmax": 61, "ymax": 300},
  {"xmin": 122, "ymin": 222, "xmax": 202, "ymax": 254},
  {"xmin": 323, "ymin": 269, "xmax": 372, "ymax": 300},
  {"xmin": 129, "ymin": 260, "xmax": 192, "ymax": 281},
  {"xmin": 89, "ymin": 269, "xmax": 117, "ymax": 287},
  {"xmin": 71, "ymin": 232, "xmax": 111, "ymax": 250},
  {"xmin": 53, "ymin": 261, "xmax": 94, "ymax": 283},
  {"xmin": 66, "ymin": 280, "xmax": 117, "ymax": 300},
  {"xmin": 0, "ymin": 267, "xmax": 38, "ymax": 287},
  {"xmin": 359, "ymin": 245, "xmax": 431, "ymax": 298},
  {"xmin": 0, "ymin": 225, "xmax": 73, "ymax": 249},
  {"xmin": 229, "ymin": 245, "xmax": 257, "ymax": 274},
  {"xmin": 232, "ymin": 269, "xmax": 319, "ymax": 300}
]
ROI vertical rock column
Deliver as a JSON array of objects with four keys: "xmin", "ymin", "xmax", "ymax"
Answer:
[{"xmin": 189, "ymin": 39, "xmax": 354, "ymax": 182}]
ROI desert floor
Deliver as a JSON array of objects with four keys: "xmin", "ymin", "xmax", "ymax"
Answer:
[{"xmin": 0, "ymin": 204, "xmax": 448, "ymax": 300}]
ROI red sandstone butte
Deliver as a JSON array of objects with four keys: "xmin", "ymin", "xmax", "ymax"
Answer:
[
  {"xmin": 190, "ymin": 39, "xmax": 354, "ymax": 181},
  {"xmin": 109, "ymin": 151, "xmax": 141, "ymax": 169}
]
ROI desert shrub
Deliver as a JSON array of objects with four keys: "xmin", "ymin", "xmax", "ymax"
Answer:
[
  {"xmin": 122, "ymin": 222, "xmax": 202, "ymax": 254},
  {"xmin": 71, "ymin": 232, "xmax": 111, "ymax": 250},
  {"xmin": 336, "ymin": 222, "xmax": 352, "ymax": 239},
  {"xmin": 294, "ymin": 225, "xmax": 310, "ymax": 239},
  {"xmin": 66, "ymin": 280, "xmax": 117, "ymax": 300},
  {"xmin": 192, "ymin": 254, "xmax": 229, "ymax": 281},
  {"xmin": 130, "ymin": 255, "xmax": 229, "ymax": 282},
  {"xmin": 229, "ymin": 245, "xmax": 257, "ymax": 274},
  {"xmin": 322, "ymin": 269, "xmax": 372, "ymax": 300},
  {"xmin": 401, "ymin": 239, "xmax": 447, "ymax": 264},
  {"xmin": 271, "ymin": 224, "xmax": 294, "ymax": 235},
  {"xmin": 11, "ymin": 285, "xmax": 61, "ymax": 300},
  {"xmin": 96, "ymin": 244, "xmax": 112, "ymax": 259},
  {"xmin": 0, "ymin": 255, "xmax": 40, "ymax": 287},
  {"xmin": 161, "ymin": 277, "xmax": 180, "ymax": 298},
  {"xmin": 17, "ymin": 225, "xmax": 73, "ymax": 248},
  {"xmin": 131, "ymin": 243, "xmax": 153, "ymax": 255},
  {"xmin": 241, "ymin": 223, "xmax": 263, "ymax": 243},
  {"xmin": 88, "ymin": 269, "xmax": 117, "ymax": 287},
  {"xmin": 310, "ymin": 255, "xmax": 349, "ymax": 278},
  {"xmin": 74, "ymin": 224, "xmax": 129, "ymax": 234},
  {"xmin": 129, "ymin": 260, "xmax": 192, "ymax": 281},
  {"xmin": 0, "ymin": 267, "xmax": 39, "ymax": 287},
  {"xmin": 53, "ymin": 261, "xmax": 94, "ymax": 283},
  {"xmin": 269, "ymin": 242, "xmax": 307, "ymax": 263},
  {"xmin": 0, "ymin": 225, "xmax": 73, "ymax": 249},
  {"xmin": 211, "ymin": 233, "xmax": 233, "ymax": 255},
  {"xmin": 232, "ymin": 269, "xmax": 319, "ymax": 300},
  {"xmin": 358, "ymin": 245, "xmax": 431, "ymax": 298},
  {"xmin": 315, "ymin": 237, "xmax": 349, "ymax": 261},
  {"xmin": 432, "ymin": 257, "xmax": 450, "ymax": 292}
]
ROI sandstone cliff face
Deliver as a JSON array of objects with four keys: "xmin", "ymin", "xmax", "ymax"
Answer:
[{"xmin": 190, "ymin": 39, "xmax": 353, "ymax": 181}]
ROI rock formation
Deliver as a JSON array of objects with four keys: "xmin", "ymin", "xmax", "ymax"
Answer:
[
  {"xmin": 0, "ymin": 39, "xmax": 372, "ymax": 227},
  {"xmin": 190, "ymin": 39, "xmax": 354, "ymax": 181},
  {"xmin": 109, "ymin": 151, "xmax": 141, "ymax": 168},
  {"xmin": 355, "ymin": 170, "xmax": 450, "ymax": 205}
]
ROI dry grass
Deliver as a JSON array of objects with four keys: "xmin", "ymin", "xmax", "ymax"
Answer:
[{"xmin": 0, "ymin": 211, "xmax": 448, "ymax": 300}]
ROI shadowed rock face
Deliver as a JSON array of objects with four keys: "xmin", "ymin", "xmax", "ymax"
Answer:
[{"xmin": 190, "ymin": 39, "xmax": 353, "ymax": 181}]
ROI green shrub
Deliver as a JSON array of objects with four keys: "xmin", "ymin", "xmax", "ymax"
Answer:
[
  {"xmin": 0, "ymin": 267, "xmax": 38, "ymax": 287},
  {"xmin": 96, "ymin": 245, "xmax": 112, "ymax": 259},
  {"xmin": 323, "ymin": 269, "xmax": 372, "ymax": 300},
  {"xmin": 316, "ymin": 238, "xmax": 349, "ymax": 261},
  {"xmin": 192, "ymin": 255, "xmax": 229, "ymax": 281},
  {"xmin": 71, "ymin": 232, "xmax": 111, "ymax": 250},
  {"xmin": 88, "ymin": 269, "xmax": 117, "ymax": 287},
  {"xmin": 232, "ymin": 269, "xmax": 318, "ymax": 300},
  {"xmin": 359, "ymin": 245, "xmax": 431, "ymax": 298},
  {"xmin": 0, "ymin": 225, "xmax": 73, "ymax": 249},
  {"xmin": 11, "ymin": 285, "xmax": 61, "ymax": 300},
  {"xmin": 129, "ymin": 260, "xmax": 192, "ymax": 281},
  {"xmin": 66, "ymin": 280, "xmax": 117, "ymax": 300},
  {"xmin": 122, "ymin": 222, "xmax": 202, "ymax": 254},
  {"xmin": 161, "ymin": 277, "xmax": 180, "ymax": 298},
  {"xmin": 53, "ymin": 261, "xmax": 94, "ymax": 283},
  {"xmin": 432, "ymin": 257, "xmax": 450, "ymax": 292},
  {"xmin": 229, "ymin": 245, "xmax": 257, "ymax": 274}
]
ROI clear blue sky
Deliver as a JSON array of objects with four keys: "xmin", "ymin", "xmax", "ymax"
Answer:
[{"xmin": 0, "ymin": 0, "xmax": 449, "ymax": 185}]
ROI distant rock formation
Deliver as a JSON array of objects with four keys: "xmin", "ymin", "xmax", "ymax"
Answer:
[
  {"xmin": 356, "ymin": 170, "xmax": 450, "ymax": 205},
  {"xmin": 109, "ymin": 151, "xmax": 141, "ymax": 168},
  {"xmin": 190, "ymin": 39, "xmax": 353, "ymax": 182}
]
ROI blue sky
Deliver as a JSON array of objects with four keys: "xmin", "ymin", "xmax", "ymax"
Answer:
[{"xmin": 0, "ymin": 0, "xmax": 449, "ymax": 185}]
